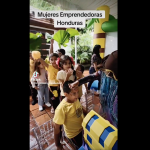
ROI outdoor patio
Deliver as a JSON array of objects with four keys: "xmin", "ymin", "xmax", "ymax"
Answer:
[
  {"xmin": 30, "ymin": 70, "xmax": 89, "ymax": 150},
  {"xmin": 30, "ymin": 0, "xmax": 118, "ymax": 149}
]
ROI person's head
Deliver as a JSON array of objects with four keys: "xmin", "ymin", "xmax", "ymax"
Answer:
[
  {"xmin": 75, "ymin": 64, "xmax": 84, "ymax": 74},
  {"xmin": 57, "ymin": 49, "xmax": 65, "ymax": 58},
  {"xmin": 59, "ymin": 55, "xmax": 74, "ymax": 71},
  {"xmin": 49, "ymin": 53, "xmax": 59, "ymax": 66},
  {"xmin": 63, "ymin": 80, "xmax": 79, "ymax": 102},
  {"xmin": 92, "ymin": 45, "xmax": 101, "ymax": 57},
  {"xmin": 34, "ymin": 61, "xmax": 44, "ymax": 75},
  {"xmin": 93, "ymin": 57, "xmax": 103, "ymax": 71}
]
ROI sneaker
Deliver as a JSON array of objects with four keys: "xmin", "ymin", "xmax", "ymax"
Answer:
[
  {"xmin": 39, "ymin": 106, "xmax": 43, "ymax": 111},
  {"xmin": 45, "ymin": 102, "xmax": 51, "ymax": 107}
]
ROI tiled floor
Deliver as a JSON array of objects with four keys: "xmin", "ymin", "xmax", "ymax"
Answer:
[
  {"xmin": 30, "ymin": 99, "xmax": 74, "ymax": 150},
  {"xmin": 30, "ymin": 96, "xmax": 54, "ymax": 149},
  {"xmin": 30, "ymin": 70, "xmax": 89, "ymax": 150}
]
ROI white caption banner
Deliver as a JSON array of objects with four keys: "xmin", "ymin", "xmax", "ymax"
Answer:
[
  {"xmin": 54, "ymin": 18, "xmax": 85, "ymax": 28},
  {"xmin": 34, "ymin": 11, "xmax": 105, "ymax": 19}
]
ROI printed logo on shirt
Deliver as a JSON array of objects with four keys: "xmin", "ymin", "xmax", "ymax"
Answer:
[
  {"xmin": 76, "ymin": 106, "xmax": 83, "ymax": 118},
  {"xmin": 33, "ymin": 72, "xmax": 39, "ymax": 78}
]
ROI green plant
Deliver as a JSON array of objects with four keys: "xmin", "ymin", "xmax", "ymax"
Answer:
[
  {"xmin": 45, "ymin": 32, "xmax": 53, "ymax": 43},
  {"xmin": 71, "ymin": 45, "xmax": 92, "ymax": 64},
  {"xmin": 53, "ymin": 28, "xmax": 79, "ymax": 48},
  {"xmin": 86, "ymin": 18, "xmax": 99, "ymax": 29},
  {"xmin": 30, "ymin": 32, "xmax": 42, "ymax": 51},
  {"xmin": 30, "ymin": 0, "xmax": 62, "ymax": 10},
  {"xmin": 77, "ymin": 19, "xmax": 95, "ymax": 35}
]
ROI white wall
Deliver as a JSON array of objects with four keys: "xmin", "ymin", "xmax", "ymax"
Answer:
[{"xmin": 105, "ymin": 32, "xmax": 118, "ymax": 56}]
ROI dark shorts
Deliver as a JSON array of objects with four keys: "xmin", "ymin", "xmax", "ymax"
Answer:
[{"xmin": 68, "ymin": 131, "xmax": 83, "ymax": 149}]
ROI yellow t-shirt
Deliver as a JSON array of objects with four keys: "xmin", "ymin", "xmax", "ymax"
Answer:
[
  {"xmin": 30, "ymin": 59, "xmax": 34, "ymax": 81},
  {"xmin": 53, "ymin": 98, "xmax": 84, "ymax": 139},
  {"xmin": 47, "ymin": 64, "xmax": 59, "ymax": 87}
]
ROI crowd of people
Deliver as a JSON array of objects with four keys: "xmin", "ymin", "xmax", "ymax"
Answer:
[{"xmin": 29, "ymin": 39, "xmax": 118, "ymax": 150}]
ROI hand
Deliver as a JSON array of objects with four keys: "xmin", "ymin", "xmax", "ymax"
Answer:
[
  {"xmin": 35, "ymin": 87, "xmax": 39, "ymax": 90},
  {"xmin": 66, "ymin": 68, "xmax": 73, "ymax": 78},
  {"xmin": 57, "ymin": 144, "xmax": 63, "ymax": 150},
  {"xmin": 69, "ymin": 80, "xmax": 79, "ymax": 89},
  {"xmin": 51, "ymin": 39, "xmax": 54, "ymax": 44}
]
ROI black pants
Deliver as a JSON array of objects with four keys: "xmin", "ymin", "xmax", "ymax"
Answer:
[
  {"xmin": 30, "ymin": 84, "xmax": 37, "ymax": 102},
  {"xmin": 69, "ymin": 131, "xmax": 83, "ymax": 149},
  {"xmin": 49, "ymin": 86, "xmax": 60, "ymax": 110},
  {"xmin": 88, "ymin": 67, "xmax": 100, "ymax": 90}
]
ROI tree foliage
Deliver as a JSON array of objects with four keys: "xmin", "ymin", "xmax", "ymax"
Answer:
[
  {"xmin": 69, "ymin": 31, "xmax": 93, "ymax": 64},
  {"xmin": 30, "ymin": 0, "xmax": 62, "ymax": 10}
]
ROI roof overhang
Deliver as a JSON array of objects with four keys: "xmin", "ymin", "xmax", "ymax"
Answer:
[{"xmin": 44, "ymin": 0, "xmax": 117, "ymax": 19}]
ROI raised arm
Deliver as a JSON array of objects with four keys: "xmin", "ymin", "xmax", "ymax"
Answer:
[
  {"xmin": 69, "ymin": 72, "xmax": 101, "ymax": 89},
  {"xmin": 49, "ymin": 39, "xmax": 54, "ymax": 54},
  {"xmin": 38, "ymin": 58, "xmax": 49, "ymax": 68},
  {"xmin": 79, "ymin": 72, "xmax": 100, "ymax": 86}
]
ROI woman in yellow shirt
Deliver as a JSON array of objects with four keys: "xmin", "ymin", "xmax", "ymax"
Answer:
[{"xmin": 38, "ymin": 53, "xmax": 60, "ymax": 113}]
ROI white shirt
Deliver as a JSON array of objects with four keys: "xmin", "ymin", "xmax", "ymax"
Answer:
[
  {"xmin": 56, "ymin": 70, "xmax": 75, "ymax": 96},
  {"xmin": 31, "ymin": 69, "xmax": 48, "ymax": 88}
]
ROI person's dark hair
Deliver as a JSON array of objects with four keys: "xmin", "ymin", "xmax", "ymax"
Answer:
[
  {"xmin": 92, "ymin": 45, "xmax": 101, "ymax": 57},
  {"xmin": 34, "ymin": 61, "xmax": 41, "ymax": 76},
  {"xmin": 63, "ymin": 80, "xmax": 74, "ymax": 94},
  {"xmin": 77, "ymin": 64, "xmax": 84, "ymax": 73},
  {"xmin": 58, "ymin": 49, "xmax": 65, "ymax": 55},
  {"xmin": 92, "ymin": 45, "xmax": 102, "ymax": 64},
  {"xmin": 59, "ymin": 55, "xmax": 73, "ymax": 70},
  {"xmin": 49, "ymin": 53, "xmax": 59, "ymax": 60}
]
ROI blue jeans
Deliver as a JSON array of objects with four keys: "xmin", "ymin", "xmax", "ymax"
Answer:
[{"xmin": 37, "ymin": 84, "xmax": 49, "ymax": 106}]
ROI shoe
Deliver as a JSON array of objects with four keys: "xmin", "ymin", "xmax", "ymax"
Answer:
[
  {"xmin": 32, "ymin": 100, "xmax": 37, "ymax": 105},
  {"xmin": 45, "ymin": 102, "xmax": 51, "ymax": 107},
  {"xmin": 39, "ymin": 106, "xmax": 43, "ymax": 111}
]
